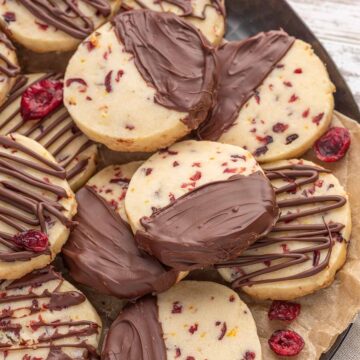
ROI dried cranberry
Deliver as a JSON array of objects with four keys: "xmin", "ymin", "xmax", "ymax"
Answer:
[
  {"xmin": 12, "ymin": 230, "xmax": 49, "ymax": 252},
  {"xmin": 273, "ymin": 122, "xmax": 288, "ymax": 133},
  {"xmin": 314, "ymin": 127, "xmax": 351, "ymax": 162},
  {"xmin": 3, "ymin": 12, "xmax": 16, "ymax": 22},
  {"xmin": 268, "ymin": 330, "xmax": 304, "ymax": 356},
  {"xmin": 268, "ymin": 301, "xmax": 301, "ymax": 322},
  {"xmin": 243, "ymin": 352, "xmax": 256, "ymax": 360},
  {"xmin": 21, "ymin": 79, "xmax": 63, "ymax": 121}
]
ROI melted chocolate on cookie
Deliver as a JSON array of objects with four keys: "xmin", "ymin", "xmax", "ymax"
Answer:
[
  {"xmin": 102, "ymin": 296, "xmax": 166, "ymax": 360},
  {"xmin": 198, "ymin": 30, "xmax": 295, "ymax": 140},
  {"xmin": 63, "ymin": 186, "xmax": 178, "ymax": 300},
  {"xmin": 17, "ymin": 0, "xmax": 111, "ymax": 39},
  {"xmin": 135, "ymin": 172, "xmax": 279, "ymax": 270},
  {"xmin": 112, "ymin": 10, "xmax": 216, "ymax": 129},
  {"xmin": 216, "ymin": 164, "xmax": 347, "ymax": 287},
  {"xmin": 0, "ymin": 32, "xmax": 20, "ymax": 78}
]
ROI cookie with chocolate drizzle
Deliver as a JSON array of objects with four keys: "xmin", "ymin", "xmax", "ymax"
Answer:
[
  {"xmin": 120, "ymin": 0, "xmax": 226, "ymax": 45},
  {"xmin": 0, "ymin": 266, "xmax": 102, "ymax": 359},
  {"xmin": 0, "ymin": 0, "xmax": 121, "ymax": 53},
  {"xmin": 218, "ymin": 159, "xmax": 351, "ymax": 300},
  {"xmin": 0, "ymin": 31, "xmax": 19, "ymax": 106},
  {"xmin": 0, "ymin": 74, "xmax": 98, "ymax": 191},
  {"xmin": 0, "ymin": 133, "xmax": 76, "ymax": 280}
]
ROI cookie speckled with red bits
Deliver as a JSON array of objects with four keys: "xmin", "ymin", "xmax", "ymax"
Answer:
[
  {"xmin": 0, "ymin": 0, "xmax": 121, "ymax": 53},
  {"xmin": 218, "ymin": 158, "xmax": 351, "ymax": 300},
  {"xmin": 102, "ymin": 281, "xmax": 262, "ymax": 360}
]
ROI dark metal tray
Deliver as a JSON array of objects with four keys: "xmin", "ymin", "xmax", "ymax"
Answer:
[{"xmin": 224, "ymin": 1, "xmax": 360, "ymax": 358}]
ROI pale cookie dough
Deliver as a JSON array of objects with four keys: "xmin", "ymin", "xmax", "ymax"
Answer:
[
  {"xmin": 64, "ymin": 12, "xmax": 214, "ymax": 152},
  {"xmin": 121, "ymin": 0, "xmax": 225, "ymax": 45},
  {"xmin": 218, "ymin": 159, "xmax": 351, "ymax": 300},
  {"xmin": 125, "ymin": 140, "xmax": 263, "ymax": 232},
  {"xmin": 0, "ymin": 266, "xmax": 102, "ymax": 359},
  {"xmin": 87, "ymin": 161, "xmax": 142, "ymax": 222},
  {"xmin": 0, "ymin": 31, "xmax": 19, "ymax": 106},
  {"xmin": 0, "ymin": 0, "xmax": 121, "ymax": 53},
  {"xmin": 0, "ymin": 133, "xmax": 76, "ymax": 280},
  {"xmin": 102, "ymin": 281, "xmax": 262, "ymax": 360},
  {"xmin": 218, "ymin": 40, "xmax": 335, "ymax": 163},
  {"xmin": 0, "ymin": 74, "xmax": 98, "ymax": 191}
]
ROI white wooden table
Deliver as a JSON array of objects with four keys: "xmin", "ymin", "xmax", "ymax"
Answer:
[{"xmin": 288, "ymin": 0, "xmax": 360, "ymax": 107}]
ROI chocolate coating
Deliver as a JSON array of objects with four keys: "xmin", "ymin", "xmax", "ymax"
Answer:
[
  {"xmin": 102, "ymin": 296, "xmax": 166, "ymax": 360},
  {"xmin": 0, "ymin": 32, "xmax": 20, "ymax": 77},
  {"xmin": 63, "ymin": 186, "xmax": 178, "ymax": 300},
  {"xmin": 198, "ymin": 30, "xmax": 295, "ymax": 140},
  {"xmin": 136, "ymin": 172, "xmax": 279, "ymax": 270},
  {"xmin": 112, "ymin": 10, "xmax": 216, "ymax": 129}
]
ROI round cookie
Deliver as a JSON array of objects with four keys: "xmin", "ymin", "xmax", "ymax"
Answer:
[
  {"xmin": 102, "ymin": 281, "xmax": 262, "ymax": 360},
  {"xmin": 0, "ymin": 133, "xmax": 77, "ymax": 280},
  {"xmin": 0, "ymin": 0, "xmax": 121, "ymax": 53},
  {"xmin": 64, "ymin": 10, "xmax": 215, "ymax": 152},
  {"xmin": 121, "ymin": 0, "xmax": 225, "ymax": 45},
  {"xmin": 218, "ymin": 159, "xmax": 351, "ymax": 300},
  {"xmin": 126, "ymin": 140, "xmax": 279, "ymax": 270},
  {"xmin": 0, "ymin": 266, "xmax": 102, "ymax": 359},
  {"xmin": 63, "ymin": 162, "xmax": 183, "ymax": 300},
  {"xmin": 0, "ymin": 31, "xmax": 19, "ymax": 105},
  {"xmin": 0, "ymin": 74, "xmax": 98, "ymax": 191},
  {"xmin": 198, "ymin": 31, "xmax": 335, "ymax": 163}
]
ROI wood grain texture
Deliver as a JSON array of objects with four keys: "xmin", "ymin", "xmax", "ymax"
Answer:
[{"xmin": 288, "ymin": 0, "xmax": 360, "ymax": 106}]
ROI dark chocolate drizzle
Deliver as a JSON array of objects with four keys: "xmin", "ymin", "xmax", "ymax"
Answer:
[
  {"xmin": 0, "ymin": 135, "xmax": 72, "ymax": 262},
  {"xmin": 0, "ymin": 267, "xmax": 99, "ymax": 358},
  {"xmin": 18, "ymin": 0, "xmax": 111, "ymax": 39},
  {"xmin": 0, "ymin": 74, "xmax": 95, "ymax": 182},
  {"xmin": 112, "ymin": 10, "xmax": 216, "ymax": 129},
  {"xmin": 135, "ymin": 172, "xmax": 279, "ymax": 270},
  {"xmin": 102, "ymin": 296, "xmax": 166, "ymax": 360},
  {"xmin": 63, "ymin": 186, "xmax": 178, "ymax": 300},
  {"xmin": 216, "ymin": 164, "xmax": 348, "ymax": 287},
  {"xmin": 197, "ymin": 30, "xmax": 295, "ymax": 140},
  {"xmin": 0, "ymin": 32, "xmax": 20, "ymax": 78}
]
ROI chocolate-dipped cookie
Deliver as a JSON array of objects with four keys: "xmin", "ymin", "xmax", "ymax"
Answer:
[
  {"xmin": 0, "ymin": 0, "xmax": 121, "ymax": 53},
  {"xmin": 0, "ymin": 133, "xmax": 76, "ymax": 279},
  {"xmin": 120, "ymin": 0, "xmax": 225, "ymax": 45},
  {"xmin": 64, "ymin": 10, "xmax": 216, "ymax": 152},
  {"xmin": 125, "ymin": 140, "xmax": 279, "ymax": 270},
  {"xmin": 0, "ymin": 74, "xmax": 98, "ymax": 191},
  {"xmin": 102, "ymin": 281, "xmax": 262, "ymax": 360},
  {"xmin": 0, "ymin": 266, "xmax": 102, "ymax": 359},
  {"xmin": 198, "ymin": 31, "xmax": 335, "ymax": 163},
  {"xmin": 0, "ymin": 31, "xmax": 19, "ymax": 105},
  {"xmin": 218, "ymin": 159, "xmax": 351, "ymax": 300},
  {"xmin": 63, "ymin": 162, "xmax": 184, "ymax": 300}
]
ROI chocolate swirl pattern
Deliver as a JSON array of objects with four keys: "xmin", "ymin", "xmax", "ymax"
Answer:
[
  {"xmin": 0, "ymin": 32, "xmax": 20, "ymax": 78},
  {"xmin": 17, "ymin": 0, "xmax": 111, "ymax": 39},
  {"xmin": 217, "ymin": 161, "xmax": 350, "ymax": 298},
  {"xmin": 0, "ymin": 74, "xmax": 97, "ymax": 190},
  {"xmin": 0, "ymin": 266, "xmax": 101, "ymax": 359}
]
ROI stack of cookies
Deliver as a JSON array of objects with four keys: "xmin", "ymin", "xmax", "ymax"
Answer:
[{"xmin": 0, "ymin": 1, "xmax": 353, "ymax": 359}]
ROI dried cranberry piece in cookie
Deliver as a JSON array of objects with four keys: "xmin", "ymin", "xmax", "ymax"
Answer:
[
  {"xmin": 268, "ymin": 329, "xmax": 304, "ymax": 356},
  {"xmin": 12, "ymin": 230, "xmax": 49, "ymax": 252},
  {"xmin": 314, "ymin": 127, "xmax": 351, "ymax": 162},
  {"xmin": 21, "ymin": 79, "xmax": 64, "ymax": 121},
  {"xmin": 268, "ymin": 300, "xmax": 301, "ymax": 322}
]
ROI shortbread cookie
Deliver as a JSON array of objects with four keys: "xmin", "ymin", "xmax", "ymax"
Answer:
[
  {"xmin": 87, "ymin": 161, "xmax": 142, "ymax": 222},
  {"xmin": 63, "ymin": 165, "xmax": 181, "ymax": 300},
  {"xmin": 198, "ymin": 31, "xmax": 335, "ymax": 163},
  {"xmin": 126, "ymin": 140, "xmax": 279, "ymax": 270},
  {"xmin": 0, "ymin": 31, "xmax": 19, "ymax": 105},
  {"xmin": 121, "ymin": 0, "xmax": 225, "ymax": 45},
  {"xmin": 0, "ymin": 0, "xmax": 121, "ymax": 53},
  {"xmin": 0, "ymin": 266, "xmax": 102, "ymax": 359},
  {"xmin": 0, "ymin": 134, "xmax": 76, "ymax": 279},
  {"xmin": 218, "ymin": 159, "xmax": 351, "ymax": 300},
  {"xmin": 102, "ymin": 281, "xmax": 262, "ymax": 360},
  {"xmin": 0, "ymin": 74, "xmax": 98, "ymax": 191},
  {"xmin": 64, "ymin": 10, "xmax": 215, "ymax": 152}
]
